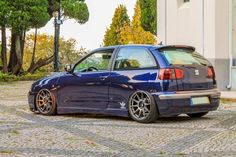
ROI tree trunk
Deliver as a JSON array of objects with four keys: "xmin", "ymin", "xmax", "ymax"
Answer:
[
  {"xmin": 1, "ymin": 26, "xmax": 8, "ymax": 73},
  {"xmin": 8, "ymin": 33, "xmax": 17, "ymax": 72},
  {"xmin": 20, "ymin": 30, "xmax": 26, "ymax": 72},
  {"xmin": 28, "ymin": 28, "xmax": 38, "ymax": 71},
  {"xmin": 27, "ymin": 55, "xmax": 54, "ymax": 73},
  {"xmin": 8, "ymin": 30, "xmax": 26, "ymax": 75},
  {"xmin": 12, "ymin": 34, "xmax": 23, "ymax": 75}
]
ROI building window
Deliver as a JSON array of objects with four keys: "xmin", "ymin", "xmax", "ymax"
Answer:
[{"xmin": 178, "ymin": 0, "xmax": 190, "ymax": 8}]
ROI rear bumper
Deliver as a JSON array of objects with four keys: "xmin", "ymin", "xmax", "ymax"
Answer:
[
  {"xmin": 158, "ymin": 89, "xmax": 220, "ymax": 100},
  {"xmin": 152, "ymin": 89, "xmax": 221, "ymax": 116}
]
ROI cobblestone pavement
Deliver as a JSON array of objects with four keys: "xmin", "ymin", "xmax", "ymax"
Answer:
[{"xmin": 0, "ymin": 81, "xmax": 236, "ymax": 157}]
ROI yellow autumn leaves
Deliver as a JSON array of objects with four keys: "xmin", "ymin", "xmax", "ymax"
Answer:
[{"xmin": 103, "ymin": 2, "xmax": 156, "ymax": 46}]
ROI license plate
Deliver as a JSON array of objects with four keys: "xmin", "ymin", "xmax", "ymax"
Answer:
[{"xmin": 191, "ymin": 97, "xmax": 210, "ymax": 105}]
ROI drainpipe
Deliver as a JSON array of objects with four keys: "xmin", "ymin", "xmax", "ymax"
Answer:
[
  {"xmin": 202, "ymin": 0, "xmax": 205, "ymax": 56},
  {"xmin": 164, "ymin": 0, "xmax": 167, "ymax": 44},
  {"xmin": 227, "ymin": 0, "xmax": 233, "ymax": 90}
]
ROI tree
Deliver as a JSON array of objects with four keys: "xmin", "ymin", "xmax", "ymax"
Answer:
[
  {"xmin": 119, "ymin": 1, "xmax": 156, "ymax": 44},
  {"xmin": 24, "ymin": 33, "xmax": 88, "ymax": 73},
  {"xmin": 139, "ymin": 0, "xmax": 157, "ymax": 35},
  {"xmin": 103, "ymin": 5, "xmax": 130, "ymax": 46},
  {"xmin": 48, "ymin": 0, "xmax": 89, "ymax": 24},
  {"xmin": 61, "ymin": 0, "xmax": 89, "ymax": 24},
  {"xmin": 0, "ymin": 0, "xmax": 89, "ymax": 75},
  {"xmin": 7, "ymin": 0, "xmax": 50, "ymax": 75},
  {"xmin": 0, "ymin": 0, "xmax": 10, "ymax": 73},
  {"xmin": 26, "ymin": 0, "xmax": 89, "ymax": 74}
]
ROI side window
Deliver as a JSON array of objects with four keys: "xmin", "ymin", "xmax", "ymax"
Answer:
[
  {"xmin": 74, "ymin": 50, "xmax": 113, "ymax": 72},
  {"xmin": 114, "ymin": 48, "xmax": 157, "ymax": 70}
]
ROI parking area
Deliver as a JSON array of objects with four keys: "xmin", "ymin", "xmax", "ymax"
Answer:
[{"xmin": 0, "ymin": 81, "xmax": 236, "ymax": 157}]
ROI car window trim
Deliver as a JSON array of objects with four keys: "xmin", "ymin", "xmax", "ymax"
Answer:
[{"xmin": 111, "ymin": 47, "xmax": 159, "ymax": 71}]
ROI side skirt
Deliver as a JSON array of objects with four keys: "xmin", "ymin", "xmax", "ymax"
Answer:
[{"xmin": 57, "ymin": 107, "xmax": 129, "ymax": 117}]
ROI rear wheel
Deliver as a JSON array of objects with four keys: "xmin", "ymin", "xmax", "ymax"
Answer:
[
  {"xmin": 187, "ymin": 112, "xmax": 208, "ymax": 118},
  {"xmin": 128, "ymin": 91, "xmax": 158, "ymax": 123},
  {"xmin": 35, "ymin": 89, "xmax": 57, "ymax": 115}
]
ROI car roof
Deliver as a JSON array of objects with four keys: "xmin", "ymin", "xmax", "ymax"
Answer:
[
  {"xmin": 93, "ymin": 44, "xmax": 195, "ymax": 52},
  {"xmin": 94, "ymin": 44, "xmax": 161, "ymax": 51}
]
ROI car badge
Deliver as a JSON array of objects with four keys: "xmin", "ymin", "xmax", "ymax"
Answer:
[
  {"xmin": 195, "ymin": 70, "xmax": 200, "ymax": 76},
  {"xmin": 119, "ymin": 102, "xmax": 126, "ymax": 109}
]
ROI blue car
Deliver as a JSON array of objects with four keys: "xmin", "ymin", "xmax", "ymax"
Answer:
[{"xmin": 28, "ymin": 45, "xmax": 221, "ymax": 123}]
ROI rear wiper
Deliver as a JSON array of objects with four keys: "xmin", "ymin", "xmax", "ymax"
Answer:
[
  {"xmin": 200, "ymin": 63, "xmax": 207, "ymax": 66},
  {"xmin": 192, "ymin": 62, "xmax": 207, "ymax": 66}
]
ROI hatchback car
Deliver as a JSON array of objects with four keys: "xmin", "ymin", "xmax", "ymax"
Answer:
[{"xmin": 28, "ymin": 45, "xmax": 221, "ymax": 123}]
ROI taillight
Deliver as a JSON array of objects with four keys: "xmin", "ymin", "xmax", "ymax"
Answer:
[
  {"xmin": 207, "ymin": 66, "xmax": 215, "ymax": 78},
  {"xmin": 158, "ymin": 68, "xmax": 184, "ymax": 80},
  {"xmin": 175, "ymin": 69, "xmax": 184, "ymax": 79}
]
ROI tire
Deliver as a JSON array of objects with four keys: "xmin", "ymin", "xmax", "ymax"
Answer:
[
  {"xmin": 35, "ymin": 89, "xmax": 57, "ymax": 116},
  {"xmin": 170, "ymin": 114, "xmax": 179, "ymax": 117},
  {"xmin": 128, "ymin": 91, "xmax": 158, "ymax": 123},
  {"xmin": 187, "ymin": 112, "xmax": 208, "ymax": 118},
  {"xmin": 29, "ymin": 107, "xmax": 40, "ymax": 114}
]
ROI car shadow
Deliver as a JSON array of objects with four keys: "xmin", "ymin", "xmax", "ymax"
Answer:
[
  {"xmin": 58, "ymin": 113, "xmax": 212, "ymax": 123},
  {"xmin": 155, "ymin": 116, "xmax": 212, "ymax": 123},
  {"xmin": 60, "ymin": 113, "xmax": 131, "ymax": 121}
]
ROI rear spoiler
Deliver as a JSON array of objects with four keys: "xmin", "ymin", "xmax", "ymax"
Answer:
[{"xmin": 157, "ymin": 45, "xmax": 195, "ymax": 52}]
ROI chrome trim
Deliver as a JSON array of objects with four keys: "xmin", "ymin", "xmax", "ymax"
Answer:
[{"xmin": 158, "ymin": 89, "xmax": 221, "ymax": 100}]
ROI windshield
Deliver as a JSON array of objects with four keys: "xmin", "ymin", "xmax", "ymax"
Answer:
[{"xmin": 162, "ymin": 49, "xmax": 209, "ymax": 66}]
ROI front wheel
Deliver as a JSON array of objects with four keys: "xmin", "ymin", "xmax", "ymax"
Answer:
[
  {"xmin": 35, "ymin": 89, "xmax": 57, "ymax": 115},
  {"xmin": 187, "ymin": 112, "xmax": 208, "ymax": 118},
  {"xmin": 128, "ymin": 91, "xmax": 158, "ymax": 123}
]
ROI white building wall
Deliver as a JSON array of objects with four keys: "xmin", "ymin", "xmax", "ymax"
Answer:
[
  {"xmin": 157, "ymin": 0, "xmax": 231, "ymax": 90},
  {"xmin": 214, "ymin": 0, "xmax": 230, "ymax": 90}
]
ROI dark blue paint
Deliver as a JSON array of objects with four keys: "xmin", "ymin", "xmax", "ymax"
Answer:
[{"xmin": 28, "ymin": 45, "xmax": 220, "ymax": 117}]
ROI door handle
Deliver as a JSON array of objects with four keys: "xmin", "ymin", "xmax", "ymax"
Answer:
[{"xmin": 100, "ymin": 76, "xmax": 109, "ymax": 80}]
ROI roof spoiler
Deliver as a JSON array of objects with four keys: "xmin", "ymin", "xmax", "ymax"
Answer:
[{"xmin": 157, "ymin": 45, "xmax": 195, "ymax": 52}]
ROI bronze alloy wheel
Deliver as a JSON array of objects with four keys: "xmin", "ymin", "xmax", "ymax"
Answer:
[
  {"xmin": 129, "ymin": 91, "xmax": 158, "ymax": 123},
  {"xmin": 36, "ymin": 89, "xmax": 56, "ymax": 115}
]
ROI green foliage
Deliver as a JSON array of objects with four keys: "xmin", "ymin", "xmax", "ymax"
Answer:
[
  {"xmin": 0, "ymin": 0, "xmax": 50, "ymax": 33},
  {"xmin": 139, "ymin": 0, "xmax": 157, "ymax": 35},
  {"xmin": 0, "ymin": 72, "xmax": 48, "ymax": 82},
  {"xmin": 0, "ymin": 0, "xmax": 10, "ymax": 25},
  {"xmin": 0, "ymin": 42, "xmax": 1, "ymax": 65},
  {"xmin": 103, "ymin": 5, "xmax": 130, "ymax": 46},
  {"xmin": 62, "ymin": 0, "xmax": 89, "ymax": 24},
  {"xmin": 48, "ymin": 0, "xmax": 89, "ymax": 24}
]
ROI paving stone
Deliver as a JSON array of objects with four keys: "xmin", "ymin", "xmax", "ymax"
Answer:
[{"xmin": 0, "ymin": 81, "xmax": 235, "ymax": 156}]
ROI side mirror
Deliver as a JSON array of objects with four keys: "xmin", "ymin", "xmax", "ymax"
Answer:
[{"xmin": 64, "ymin": 64, "xmax": 73, "ymax": 73}]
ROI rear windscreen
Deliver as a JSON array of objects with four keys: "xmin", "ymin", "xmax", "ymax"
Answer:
[{"xmin": 162, "ymin": 49, "xmax": 209, "ymax": 66}]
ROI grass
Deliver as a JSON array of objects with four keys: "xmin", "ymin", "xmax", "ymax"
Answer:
[
  {"xmin": 0, "ymin": 72, "xmax": 48, "ymax": 82},
  {"xmin": 159, "ymin": 151, "xmax": 166, "ymax": 155},
  {"xmin": 175, "ymin": 152, "xmax": 187, "ymax": 156},
  {"xmin": 10, "ymin": 130, "xmax": 20, "ymax": 135},
  {"xmin": 221, "ymin": 98, "xmax": 236, "ymax": 104},
  {"xmin": 0, "ymin": 150, "xmax": 14, "ymax": 154}
]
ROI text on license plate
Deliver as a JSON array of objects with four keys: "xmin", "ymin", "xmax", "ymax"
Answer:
[{"xmin": 191, "ymin": 97, "xmax": 210, "ymax": 105}]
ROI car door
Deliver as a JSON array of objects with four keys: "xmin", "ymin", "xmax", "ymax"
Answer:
[
  {"xmin": 108, "ymin": 47, "xmax": 159, "ymax": 111},
  {"xmin": 57, "ymin": 49, "xmax": 114, "ymax": 110}
]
